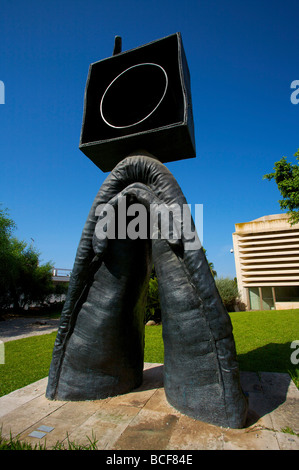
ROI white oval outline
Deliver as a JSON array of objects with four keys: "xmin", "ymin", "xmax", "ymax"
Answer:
[{"xmin": 100, "ymin": 63, "xmax": 168, "ymax": 129}]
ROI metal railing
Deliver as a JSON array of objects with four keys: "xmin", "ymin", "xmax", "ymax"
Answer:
[{"xmin": 52, "ymin": 268, "xmax": 72, "ymax": 279}]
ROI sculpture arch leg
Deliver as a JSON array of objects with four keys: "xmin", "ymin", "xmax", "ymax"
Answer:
[
  {"xmin": 47, "ymin": 238, "xmax": 152, "ymax": 400},
  {"xmin": 153, "ymin": 239, "xmax": 247, "ymax": 428}
]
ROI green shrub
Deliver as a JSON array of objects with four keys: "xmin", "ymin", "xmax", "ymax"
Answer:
[
  {"xmin": 145, "ymin": 276, "xmax": 161, "ymax": 323},
  {"xmin": 215, "ymin": 277, "xmax": 239, "ymax": 311}
]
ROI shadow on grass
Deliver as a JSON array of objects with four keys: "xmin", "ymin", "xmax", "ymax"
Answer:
[{"xmin": 237, "ymin": 342, "xmax": 299, "ymax": 378}]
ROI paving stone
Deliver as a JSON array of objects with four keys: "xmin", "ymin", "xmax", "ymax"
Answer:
[
  {"xmin": 260, "ymin": 372, "xmax": 299, "ymax": 434},
  {"xmin": 1, "ymin": 366, "xmax": 298, "ymax": 450},
  {"xmin": 0, "ymin": 377, "xmax": 48, "ymax": 418},
  {"xmin": 18, "ymin": 398, "xmax": 111, "ymax": 447},
  {"xmin": 0, "ymin": 394, "xmax": 65, "ymax": 439},
  {"xmin": 111, "ymin": 408, "xmax": 180, "ymax": 451},
  {"xmin": 69, "ymin": 404, "xmax": 141, "ymax": 449},
  {"xmin": 268, "ymin": 399, "xmax": 299, "ymax": 435},
  {"xmin": 240, "ymin": 371, "xmax": 261, "ymax": 393},
  {"xmin": 275, "ymin": 431, "xmax": 299, "ymax": 450},
  {"xmin": 166, "ymin": 415, "xmax": 224, "ymax": 450},
  {"xmin": 143, "ymin": 388, "xmax": 181, "ymax": 415},
  {"xmin": 223, "ymin": 427, "xmax": 280, "ymax": 450},
  {"xmin": 137, "ymin": 363, "xmax": 164, "ymax": 389},
  {"xmin": 245, "ymin": 391, "xmax": 275, "ymax": 429}
]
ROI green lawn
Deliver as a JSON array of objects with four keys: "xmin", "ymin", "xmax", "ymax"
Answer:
[
  {"xmin": 230, "ymin": 309, "xmax": 299, "ymax": 381},
  {"xmin": 0, "ymin": 309, "xmax": 298, "ymax": 397},
  {"xmin": 0, "ymin": 333, "xmax": 57, "ymax": 397},
  {"xmin": 145, "ymin": 309, "xmax": 299, "ymax": 386}
]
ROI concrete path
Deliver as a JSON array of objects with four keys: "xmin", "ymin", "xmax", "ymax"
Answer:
[
  {"xmin": 0, "ymin": 363, "xmax": 298, "ymax": 450},
  {"xmin": 0, "ymin": 316, "xmax": 59, "ymax": 342}
]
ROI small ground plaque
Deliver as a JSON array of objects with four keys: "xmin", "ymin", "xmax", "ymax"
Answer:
[
  {"xmin": 37, "ymin": 425, "xmax": 54, "ymax": 433},
  {"xmin": 29, "ymin": 430, "xmax": 47, "ymax": 439},
  {"xmin": 29, "ymin": 425, "xmax": 54, "ymax": 438}
]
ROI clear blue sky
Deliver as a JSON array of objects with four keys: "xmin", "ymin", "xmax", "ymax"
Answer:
[{"xmin": 1, "ymin": 0, "xmax": 298, "ymax": 278}]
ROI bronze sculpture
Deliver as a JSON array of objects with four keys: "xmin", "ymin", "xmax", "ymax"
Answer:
[{"xmin": 46, "ymin": 34, "xmax": 248, "ymax": 428}]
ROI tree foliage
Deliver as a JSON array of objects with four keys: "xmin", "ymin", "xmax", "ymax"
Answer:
[
  {"xmin": 263, "ymin": 149, "xmax": 299, "ymax": 225},
  {"xmin": 215, "ymin": 277, "xmax": 239, "ymax": 312},
  {"xmin": 145, "ymin": 247, "xmax": 217, "ymax": 323},
  {"xmin": 202, "ymin": 247, "xmax": 217, "ymax": 278},
  {"xmin": 145, "ymin": 267, "xmax": 161, "ymax": 323},
  {"xmin": 0, "ymin": 206, "xmax": 54, "ymax": 312}
]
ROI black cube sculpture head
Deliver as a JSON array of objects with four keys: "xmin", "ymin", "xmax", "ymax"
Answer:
[{"xmin": 79, "ymin": 33, "xmax": 196, "ymax": 172}]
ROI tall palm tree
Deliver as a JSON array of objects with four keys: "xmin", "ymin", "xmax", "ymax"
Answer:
[{"xmin": 203, "ymin": 248, "xmax": 217, "ymax": 278}]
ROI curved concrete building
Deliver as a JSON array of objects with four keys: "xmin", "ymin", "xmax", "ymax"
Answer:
[{"xmin": 233, "ymin": 214, "xmax": 299, "ymax": 310}]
